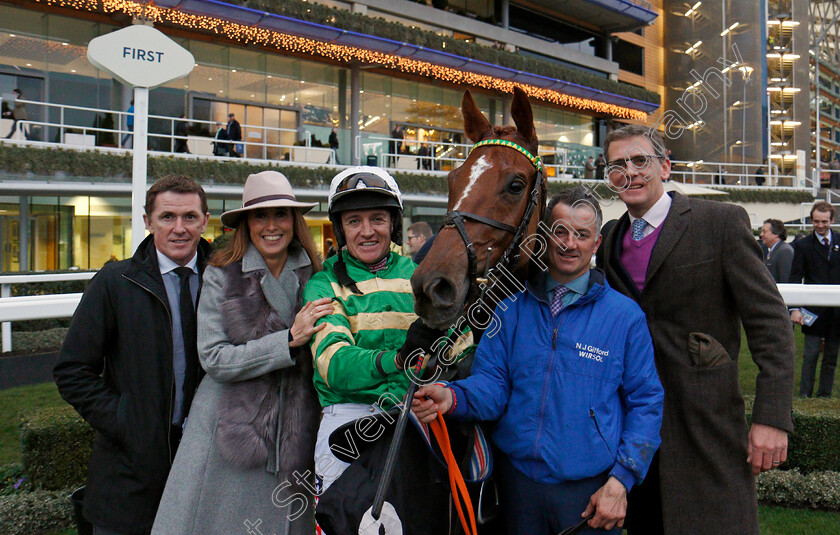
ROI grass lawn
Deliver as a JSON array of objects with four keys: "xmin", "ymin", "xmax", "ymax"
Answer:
[
  {"xmin": 759, "ymin": 505, "xmax": 840, "ymax": 534},
  {"xmin": 738, "ymin": 324, "xmax": 838, "ymax": 398},
  {"xmin": 0, "ymin": 382, "xmax": 66, "ymax": 465}
]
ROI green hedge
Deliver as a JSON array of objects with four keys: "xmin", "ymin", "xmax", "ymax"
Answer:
[
  {"xmin": 746, "ymin": 397, "xmax": 840, "ymax": 474},
  {"xmin": 0, "ymin": 489, "xmax": 74, "ymax": 535},
  {"xmin": 12, "ymin": 328, "xmax": 68, "ymax": 353},
  {"xmin": 718, "ymin": 188, "xmax": 815, "ymax": 205},
  {"xmin": 1, "ymin": 146, "xmax": 814, "ymax": 205},
  {"xmin": 210, "ymin": 0, "xmax": 659, "ymax": 106},
  {"xmin": 20, "ymin": 407, "xmax": 93, "ymax": 491},
  {"xmin": 785, "ymin": 398, "xmax": 840, "ymax": 473},
  {"xmin": 17, "ymin": 397, "xmax": 840, "ymax": 494},
  {"xmin": 757, "ymin": 470, "xmax": 840, "ymax": 511}
]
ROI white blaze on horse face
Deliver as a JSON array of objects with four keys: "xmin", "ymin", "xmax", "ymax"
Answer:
[{"xmin": 453, "ymin": 155, "xmax": 492, "ymax": 210}]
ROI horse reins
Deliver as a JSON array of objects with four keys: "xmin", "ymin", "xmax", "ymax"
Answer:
[{"xmin": 443, "ymin": 138, "xmax": 545, "ymax": 302}]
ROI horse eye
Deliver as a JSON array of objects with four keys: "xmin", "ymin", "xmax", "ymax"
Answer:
[{"xmin": 507, "ymin": 179, "xmax": 526, "ymax": 195}]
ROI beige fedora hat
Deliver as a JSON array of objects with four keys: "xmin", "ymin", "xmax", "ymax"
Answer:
[{"xmin": 221, "ymin": 171, "xmax": 317, "ymax": 228}]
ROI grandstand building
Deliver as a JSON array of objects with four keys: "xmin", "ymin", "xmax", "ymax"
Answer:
[{"xmin": 2, "ymin": 0, "xmax": 663, "ymax": 271}]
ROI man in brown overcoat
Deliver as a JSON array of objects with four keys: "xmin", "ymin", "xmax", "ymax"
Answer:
[{"xmin": 598, "ymin": 125, "xmax": 795, "ymax": 534}]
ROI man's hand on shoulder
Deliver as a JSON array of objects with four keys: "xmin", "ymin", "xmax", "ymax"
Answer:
[
  {"xmin": 583, "ymin": 476, "xmax": 627, "ymax": 530},
  {"xmin": 747, "ymin": 423, "xmax": 788, "ymax": 474}
]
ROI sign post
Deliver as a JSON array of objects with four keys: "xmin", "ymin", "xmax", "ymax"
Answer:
[
  {"xmin": 87, "ymin": 23, "xmax": 195, "ymax": 253},
  {"xmin": 132, "ymin": 86, "xmax": 149, "ymax": 251}
]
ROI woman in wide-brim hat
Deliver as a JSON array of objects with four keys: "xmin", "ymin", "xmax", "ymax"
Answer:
[{"xmin": 153, "ymin": 171, "xmax": 333, "ymax": 535}]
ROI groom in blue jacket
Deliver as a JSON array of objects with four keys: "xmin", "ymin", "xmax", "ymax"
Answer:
[{"xmin": 413, "ymin": 186, "xmax": 663, "ymax": 535}]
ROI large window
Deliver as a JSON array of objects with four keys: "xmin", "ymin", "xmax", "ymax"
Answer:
[{"xmin": 614, "ymin": 40, "xmax": 644, "ymax": 76}]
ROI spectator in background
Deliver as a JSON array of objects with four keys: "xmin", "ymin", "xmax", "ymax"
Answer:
[
  {"xmin": 831, "ymin": 158, "xmax": 840, "ymax": 190},
  {"xmin": 325, "ymin": 237, "xmax": 337, "ymax": 258},
  {"xmin": 212, "ymin": 122, "xmax": 229, "ymax": 157},
  {"xmin": 417, "ymin": 143, "xmax": 432, "ymax": 170},
  {"xmin": 54, "ymin": 176, "xmax": 211, "ymax": 535},
  {"xmin": 790, "ymin": 201, "xmax": 840, "ymax": 398},
  {"xmin": 595, "ymin": 153, "xmax": 606, "ymax": 180},
  {"xmin": 227, "ymin": 113, "xmax": 242, "ymax": 157},
  {"xmin": 755, "ymin": 167, "xmax": 766, "ymax": 187},
  {"xmin": 329, "ymin": 128, "xmax": 340, "ymax": 164},
  {"xmin": 390, "ymin": 124, "xmax": 403, "ymax": 166},
  {"xmin": 121, "ymin": 99, "xmax": 134, "ymax": 149},
  {"xmin": 174, "ymin": 114, "xmax": 190, "ymax": 154},
  {"xmin": 584, "ymin": 155, "xmax": 596, "ymax": 180},
  {"xmin": 760, "ymin": 219, "xmax": 793, "ymax": 283},
  {"xmin": 3, "ymin": 88, "xmax": 28, "ymax": 140},
  {"xmin": 405, "ymin": 221, "xmax": 433, "ymax": 262}
]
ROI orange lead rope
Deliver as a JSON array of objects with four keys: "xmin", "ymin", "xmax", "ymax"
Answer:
[{"xmin": 429, "ymin": 412, "xmax": 478, "ymax": 535}]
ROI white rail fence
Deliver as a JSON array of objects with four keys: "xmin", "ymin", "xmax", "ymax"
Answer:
[
  {"xmin": 1, "ymin": 98, "xmax": 337, "ymax": 164},
  {"xmin": 0, "ymin": 272, "xmax": 96, "ymax": 353},
  {"xmin": 0, "ymin": 274, "xmax": 838, "ymax": 353}
]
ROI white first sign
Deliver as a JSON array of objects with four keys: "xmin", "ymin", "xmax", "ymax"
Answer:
[{"xmin": 87, "ymin": 24, "xmax": 195, "ymax": 88}]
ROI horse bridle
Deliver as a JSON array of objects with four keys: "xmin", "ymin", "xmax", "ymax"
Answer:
[{"xmin": 443, "ymin": 138, "xmax": 545, "ymax": 303}]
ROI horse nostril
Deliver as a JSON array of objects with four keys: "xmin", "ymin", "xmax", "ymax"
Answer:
[{"xmin": 426, "ymin": 277, "xmax": 456, "ymax": 308}]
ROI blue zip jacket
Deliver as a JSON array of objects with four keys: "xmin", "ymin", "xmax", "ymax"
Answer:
[{"xmin": 448, "ymin": 268, "xmax": 663, "ymax": 491}]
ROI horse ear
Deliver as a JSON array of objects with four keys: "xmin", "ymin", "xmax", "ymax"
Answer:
[
  {"xmin": 510, "ymin": 87, "xmax": 536, "ymax": 144},
  {"xmin": 461, "ymin": 90, "xmax": 493, "ymax": 143}
]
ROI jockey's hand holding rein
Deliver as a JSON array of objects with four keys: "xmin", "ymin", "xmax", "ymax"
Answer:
[
  {"xmin": 396, "ymin": 319, "xmax": 446, "ymax": 369},
  {"xmin": 412, "ymin": 384, "xmax": 453, "ymax": 422}
]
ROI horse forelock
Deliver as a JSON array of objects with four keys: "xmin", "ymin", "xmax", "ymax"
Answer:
[{"xmin": 493, "ymin": 125, "xmax": 538, "ymax": 154}]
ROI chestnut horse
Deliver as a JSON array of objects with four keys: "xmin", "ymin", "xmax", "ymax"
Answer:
[{"xmin": 412, "ymin": 87, "xmax": 546, "ymax": 332}]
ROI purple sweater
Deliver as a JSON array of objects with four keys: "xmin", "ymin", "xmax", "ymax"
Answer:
[{"xmin": 620, "ymin": 222, "xmax": 663, "ymax": 292}]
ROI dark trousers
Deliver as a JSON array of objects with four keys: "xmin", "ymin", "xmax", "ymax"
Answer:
[
  {"xmin": 121, "ymin": 125, "xmax": 133, "ymax": 148},
  {"xmin": 800, "ymin": 333, "xmax": 840, "ymax": 397},
  {"xmin": 92, "ymin": 426, "xmax": 181, "ymax": 535},
  {"xmin": 497, "ymin": 454, "xmax": 619, "ymax": 535},
  {"xmin": 624, "ymin": 452, "xmax": 664, "ymax": 535},
  {"xmin": 5, "ymin": 119, "xmax": 27, "ymax": 139}
]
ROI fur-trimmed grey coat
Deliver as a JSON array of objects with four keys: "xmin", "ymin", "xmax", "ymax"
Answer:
[{"xmin": 152, "ymin": 244, "xmax": 321, "ymax": 535}]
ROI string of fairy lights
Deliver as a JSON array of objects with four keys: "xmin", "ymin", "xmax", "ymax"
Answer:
[{"xmin": 33, "ymin": 0, "xmax": 648, "ymax": 120}]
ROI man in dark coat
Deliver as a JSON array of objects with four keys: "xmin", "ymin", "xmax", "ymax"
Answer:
[
  {"xmin": 174, "ymin": 114, "xmax": 190, "ymax": 153},
  {"xmin": 54, "ymin": 175, "xmax": 211, "ymax": 535},
  {"xmin": 227, "ymin": 113, "xmax": 242, "ymax": 157},
  {"xmin": 789, "ymin": 201, "xmax": 840, "ymax": 398},
  {"xmin": 390, "ymin": 124, "xmax": 403, "ymax": 166},
  {"xmin": 594, "ymin": 153, "xmax": 606, "ymax": 180},
  {"xmin": 760, "ymin": 218, "xmax": 794, "ymax": 283},
  {"xmin": 212, "ymin": 122, "xmax": 229, "ymax": 157},
  {"xmin": 598, "ymin": 125, "xmax": 794, "ymax": 535},
  {"xmin": 328, "ymin": 127, "xmax": 340, "ymax": 164},
  {"xmin": 3, "ymin": 88, "xmax": 28, "ymax": 140}
]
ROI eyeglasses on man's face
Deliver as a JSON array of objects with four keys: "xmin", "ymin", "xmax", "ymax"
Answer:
[
  {"xmin": 606, "ymin": 154, "xmax": 664, "ymax": 173},
  {"xmin": 407, "ymin": 235, "xmax": 420, "ymax": 241}
]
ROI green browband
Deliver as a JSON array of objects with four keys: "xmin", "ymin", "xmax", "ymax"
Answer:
[{"xmin": 472, "ymin": 139, "xmax": 543, "ymax": 172}]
